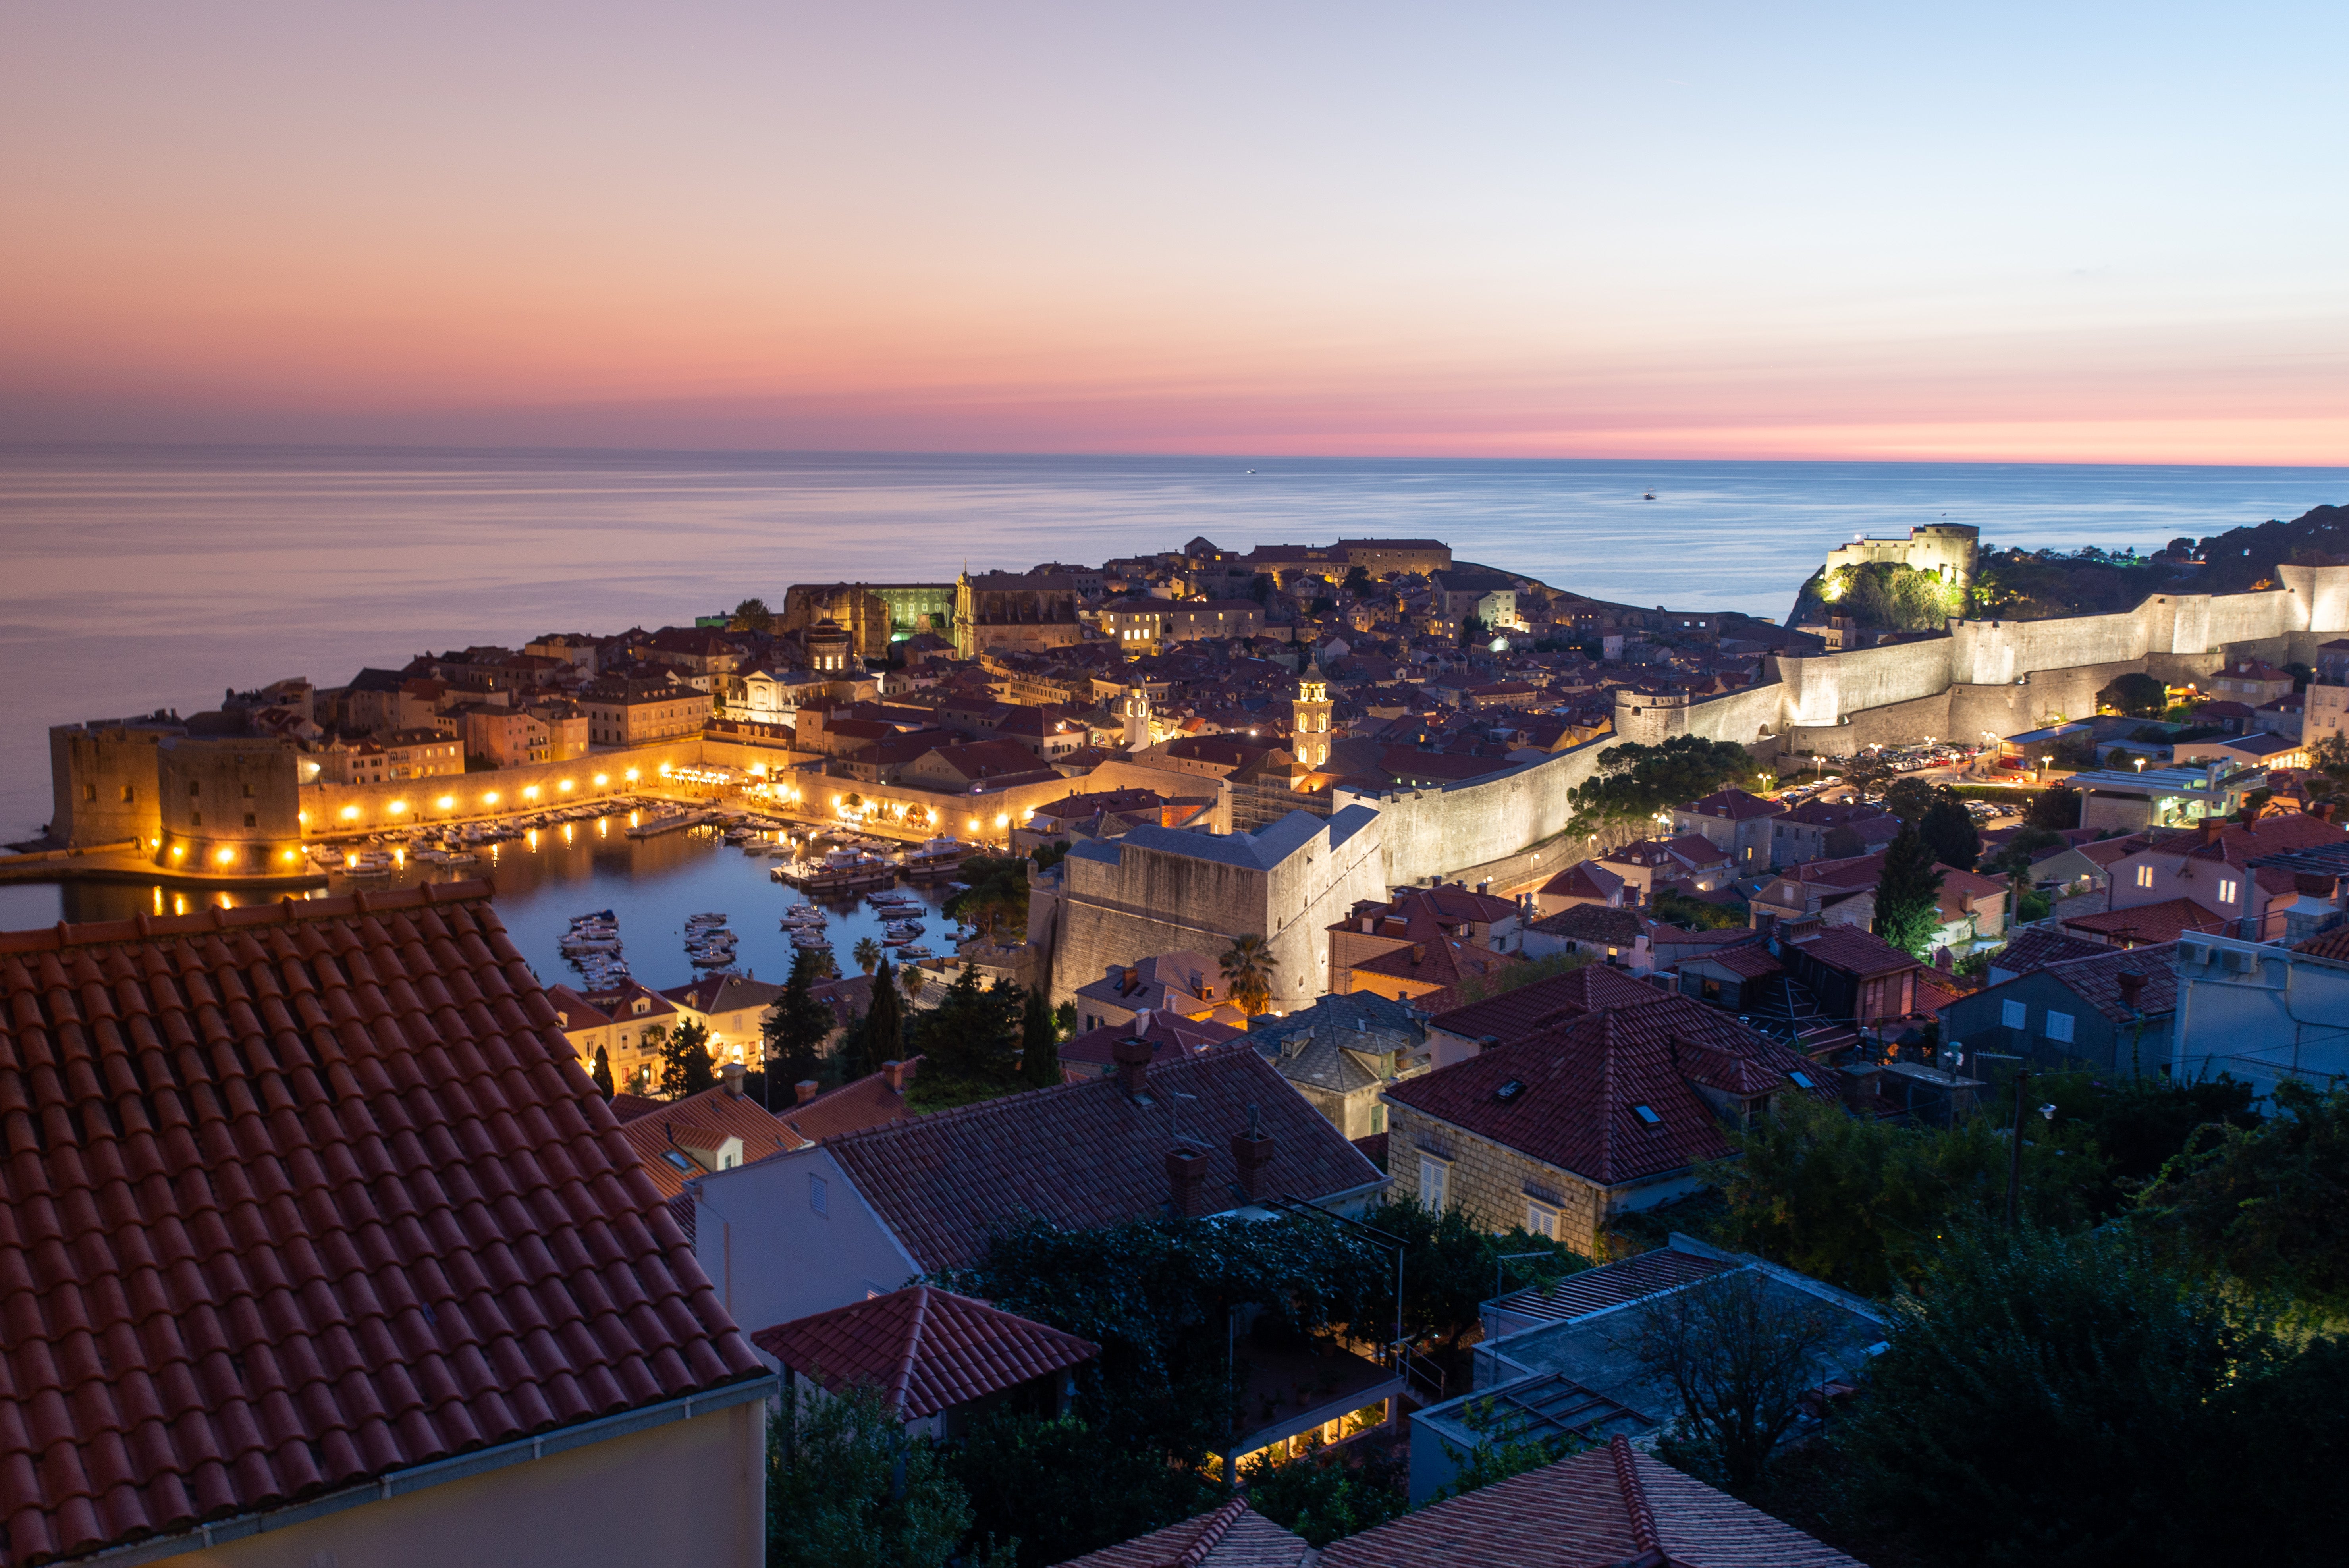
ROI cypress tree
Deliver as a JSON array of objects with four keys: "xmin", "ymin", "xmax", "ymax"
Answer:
[
  {"xmin": 1874, "ymin": 824, "xmax": 1946, "ymax": 958},
  {"xmin": 858, "ymin": 956, "xmax": 903, "ymax": 1079},
  {"xmin": 590, "ymin": 1045, "xmax": 615, "ymax": 1101},
  {"xmin": 1919, "ymin": 789, "xmax": 1981, "ymax": 872},
  {"xmin": 763, "ymin": 949, "xmax": 836, "ymax": 1092},
  {"xmin": 1020, "ymin": 986, "xmax": 1059, "ymax": 1088}
]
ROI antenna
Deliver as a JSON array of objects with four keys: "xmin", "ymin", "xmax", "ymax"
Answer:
[{"xmin": 1169, "ymin": 1089, "xmax": 1200, "ymax": 1149}]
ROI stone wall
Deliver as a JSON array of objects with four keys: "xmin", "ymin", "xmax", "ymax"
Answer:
[
  {"xmin": 1385, "ymin": 1103, "xmax": 1702, "ymax": 1259},
  {"xmin": 158, "ymin": 736, "xmax": 305, "ymax": 874},
  {"xmin": 298, "ymin": 739, "xmax": 706, "ymax": 834},
  {"xmin": 48, "ymin": 720, "xmax": 179, "ymax": 847}
]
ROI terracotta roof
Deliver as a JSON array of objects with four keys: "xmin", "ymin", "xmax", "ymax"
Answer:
[
  {"xmin": 2029, "ymin": 942, "xmax": 2181, "ymax": 1020},
  {"xmin": 2063, "ymin": 897, "xmax": 2229, "ymax": 947},
  {"xmin": 1694, "ymin": 943, "xmax": 1784, "ymax": 980},
  {"xmin": 826, "ymin": 1046, "xmax": 1383, "ymax": 1271},
  {"xmin": 1991, "ymin": 926, "xmax": 2114, "ymax": 975},
  {"xmin": 2140, "ymin": 812, "xmax": 2348, "ymax": 866},
  {"xmin": 2294, "ymin": 926, "xmax": 2349, "ymax": 962},
  {"xmin": 1784, "ymin": 924, "xmax": 1922, "ymax": 979},
  {"xmin": 1538, "ymin": 861, "xmax": 1625, "ymax": 903},
  {"xmin": 1425, "ymin": 963, "xmax": 1662, "ymax": 1047},
  {"xmin": 621, "ymin": 1084, "xmax": 802, "ymax": 1199},
  {"xmin": 1061, "ymin": 1014, "xmax": 1244, "ymax": 1069},
  {"xmin": 777, "ymin": 1059, "xmax": 922, "ymax": 1146},
  {"xmin": 1053, "ymin": 1496, "xmax": 1310, "ymax": 1568},
  {"xmin": 0, "ymin": 885, "xmax": 766, "ymax": 1566},
  {"xmin": 1679, "ymin": 788, "xmax": 1784, "ymax": 822},
  {"xmin": 752, "ymin": 1285, "xmax": 1097, "ymax": 1420},
  {"xmin": 1527, "ymin": 905, "xmax": 1647, "ymax": 947},
  {"xmin": 1386, "ymin": 995, "xmax": 1832, "ymax": 1188},
  {"xmin": 1317, "ymin": 1436, "xmax": 1858, "ymax": 1568}
]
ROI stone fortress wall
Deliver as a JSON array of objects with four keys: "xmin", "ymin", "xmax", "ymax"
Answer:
[
  {"xmin": 1346, "ymin": 558, "xmax": 2349, "ymax": 891},
  {"xmin": 1815, "ymin": 521, "xmax": 1981, "ymax": 602}
]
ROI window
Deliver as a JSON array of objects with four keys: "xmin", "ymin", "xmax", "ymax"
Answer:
[
  {"xmin": 189, "ymin": 810, "xmax": 201, "ymax": 827},
  {"xmin": 809, "ymin": 1173, "xmax": 829, "ymax": 1215},
  {"xmin": 2002, "ymin": 999, "xmax": 2027, "ymax": 1029},
  {"xmin": 2045, "ymin": 1010, "xmax": 2075, "ymax": 1043},
  {"xmin": 121, "ymin": 785, "xmax": 134, "ymax": 804},
  {"xmin": 1417, "ymin": 1156, "xmax": 1448, "ymax": 1210},
  {"xmin": 2218, "ymin": 878, "xmax": 2239, "ymax": 905},
  {"xmin": 243, "ymin": 813, "xmax": 256, "ymax": 828},
  {"xmin": 1526, "ymin": 1202, "xmax": 1558, "ymax": 1240},
  {"xmin": 188, "ymin": 781, "xmax": 200, "ymax": 797},
  {"xmin": 1632, "ymin": 1104, "xmax": 1662, "ymax": 1125},
  {"xmin": 241, "ymin": 783, "xmax": 255, "ymax": 798},
  {"xmin": 661, "ymin": 1149, "xmax": 695, "ymax": 1174},
  {"xmin": 2136, "ymin": 865, "xmax": 2156, "ymax": 889},
  {"xmin": 83, "ymin": 783, "xmax": 97, "ymax": 804},
  {"xmin": 1371, "ymin": 1104, "xmax": 1387, "ymax": 1134}
]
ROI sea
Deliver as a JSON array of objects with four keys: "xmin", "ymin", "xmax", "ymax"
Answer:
[{"xmin": 3, "ymin": 446, "xmax": 2342, "ymax": 985}]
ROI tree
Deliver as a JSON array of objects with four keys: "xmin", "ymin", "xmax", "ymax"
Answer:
[
  {"xmin": 1652, "ymin": 887, "xmax": 1747, "ymax": 931},
  {"xmin": 2098, "ymin": 671, "xmax": 2169, "ymax": 717},
  {"xmin": 846, "ymin": 955, "xmax": 903, "ymax": 1079},
  {"xmin": 1360, "ymin": 1197, "xmax": 1586, "ymax": 1351},
  {"xmin": 1917, "ymin": 789, "xmax": 1980, "ymax": 872},
  {"xmin": 1837, "ymin": 1226, "xmax": 2283, "ymax": 1568},
  {"xmin": 590, "ymin": 1045, "xmax": 615, "ymax": 1101},
  {"xmin": 852, "ymin": 936, "xmax": 882, "ymax": 976},
  {"xmin": 1711, "ymin": 1095, "xmax": 2104, "ymax": 1296},
  {"xmin": 1019, "ymin": 986, "xmax": 1059, "ymax": 1088},
  {"xmin": 1837, "ymin": 748, "xmax": 1897, "ymax": 797},
  {"xmin": 1631, "ymin": 1269, "xmax": 1847, "ymax": 1490},
  {"xmin": 658, "ymin": 1018, "xmax": 718, "ymax": 1099},
  {"xmin": 1568, "ymin": 736, "xmax": 1759, "ymax": 837},
  {"xmin": 764, "ymin": 949, "xmax": 837, "ymax": 1093},
  {"xmin": 1218, "ymin": 933, "xmax": 1279, "ymax": 1016},
  {"xmin": 2025, "ymin": 784, "xmax": 2081, "ymax": 831},
  {"xmin": 1873, "ymin": 824, "xmax": 1945, "ymax": 957},
  {"xmin": 2138, "ymin": 1080, "xmax": 2349, "ymax": 1311},
  {"xmin": 945, "ymin": 856, "xmax": 1031, "ymax": 942},
  {"xmin": 912, "ymin": 966, "xmax": 1017, "ymax": 1080},
  {"xmin": 1238, "ymin": 1442, "xmax": 1408, "ymax": 1547},
  {"xmin": 1881, "ymin": 776, "xmax": 1935, "ymax": 826},
  {"xmin": 1343, "ymin": 564, "xmax": 1374, "ymax": 598},
  {"xmin": 767, "ymin": 1382, "xmax": 978, "ymax": 1568},
  {"xmin": 946, "ymin": 1412, "xmax": 1206, "ymax": 1568}
]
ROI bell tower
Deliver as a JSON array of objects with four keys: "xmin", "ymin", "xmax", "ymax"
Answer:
[
  {"xmin": 1292, "ymin": 648, "xmax": 1332, "ymax": 771},
  {"xmin": 1122, "ymin": 678, "xmax": 1153, "ymax": 752}
]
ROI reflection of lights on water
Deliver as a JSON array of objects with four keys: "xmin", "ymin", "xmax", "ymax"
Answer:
[
  {"xmin": 153, "ymin": 886, "xmax": 165, "ymax": 915},
  {"xmin": 172, "ymin": 893, "xmax": 188, "ymax": 916}
]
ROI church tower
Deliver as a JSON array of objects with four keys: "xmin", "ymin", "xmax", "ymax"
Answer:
[
  {"xmin": 1292, "ymin": 648, "xmax": 1332, "ymax": 771},
  {"xmin": 1121, "ymin": 678, "xmax": 1153, "ymax": 752}
]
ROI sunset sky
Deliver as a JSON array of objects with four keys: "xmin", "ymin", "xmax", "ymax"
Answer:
[{"xmin": 4, "ymin": 2, "xmax": 2343, "ymax": 461}]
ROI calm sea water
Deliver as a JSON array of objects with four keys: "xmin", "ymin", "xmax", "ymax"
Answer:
[
  {"xmin": 0, "ymin": 810, "xmax": 963, "ymax": 1003},
  {"xmin": 2, "ymin": 445, "xmax": 2342, "ymax": 913}
]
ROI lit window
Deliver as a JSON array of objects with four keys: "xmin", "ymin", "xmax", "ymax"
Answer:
[{"xmin": 2218, "ymin": 878, "xmax": 2239, "ymax": 904}]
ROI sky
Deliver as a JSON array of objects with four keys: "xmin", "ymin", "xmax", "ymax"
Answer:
[{"xmin": 3, "ymin": 2, "xmax": 2345, "ymax": 461}]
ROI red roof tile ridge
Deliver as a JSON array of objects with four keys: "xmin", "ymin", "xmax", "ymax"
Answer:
[
  {"xmin": 0, "ymin": 878, "xmax": 498, "ymax": 954},
  {"xmin": 890, "ymin": 1285, "xmax": 935, "ymax": 1415},
  {"xmin": 1176, "ymin": 1495, "xmax": 1254, "ymax": 1568},
  {"xmin": 1610, "ymin": 1433, "xmax": 1661, "ymax": 1556}
]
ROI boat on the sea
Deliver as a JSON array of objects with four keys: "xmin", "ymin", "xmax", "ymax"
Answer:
[{"xmin": 899, "ymin": 835, "xmax": 974, "ymax": 878}]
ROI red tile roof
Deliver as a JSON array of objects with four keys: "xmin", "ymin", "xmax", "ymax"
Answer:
[
  {"xmin": 2063, "ymin": 897, "xmax": 2229, "ymax": 947},
  {"xmin": 1319, "ymin": 1436, "xmax": 1858, "ymax": 1568},
  {"xmin": 1060, "ymin": 1014, "xmax": 1244, "ymax": 1070},
  {"xmin": 1679, "ymin": 788, "xmax": 1785, "ymax": 822},
  {"xmin": 2140, "ymin": 812, "xmax": 2348, "ymax": 866},
  {"xmin": 1386, "ymin": 995, "xmax": 1832, "ymax": 1188},
  {"xmin": 621, "ymin": 1084, "xmax": 802, "ymax": 1200},
  {"xmin": 752, "ymin": 1285, "xmax": 1097, "ymax": 1420},
  {"xmin": 827, "ymin": 1046, "xmax": 1382, "ymax": 1272},
  {"xmin": 1055, "ymin": 1495, "xmax": 1310, "ymax": 1568},
  {"xmin": 776, "ymin": 1058, "xmax": 923, "ymax": 1146},
  {"xmin": 1425, "ymin": 963, "xmax": 1663, "ymax": 1046},
  {"xmin": 2295, "ymin": 926, "xmax": 2349, "ymax": 963},
  {"xmin": 0, "ymin": 885, "xmax": 766, "ymax": 1566},
  {"xmin": 1785, "ymin": 924, "xmax": 1922, "ymax": 979},
  {"xmin": 2035, "ymin": 941, "xmax": 2181, "ymax": 1020}
]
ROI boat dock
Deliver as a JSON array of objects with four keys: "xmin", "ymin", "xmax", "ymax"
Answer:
[{"xmin": 626, "ymin": 808, "xmax": 716, "ymax": 839}]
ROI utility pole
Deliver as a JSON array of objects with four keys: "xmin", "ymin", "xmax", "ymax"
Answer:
[{"xmin": 2004, "ymin": 1067, "xmax": 2031, "ymax": 1229}]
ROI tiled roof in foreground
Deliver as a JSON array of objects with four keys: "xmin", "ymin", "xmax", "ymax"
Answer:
[{"xmin": 0, "ymin": 884, "xmax": 766, "ymax": 1565}]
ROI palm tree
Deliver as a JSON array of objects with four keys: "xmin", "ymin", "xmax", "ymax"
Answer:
[
  {"xmin": 852, "ymin": 936, "xmax": 882, "ymax": 976},
  {"xmin": 1219, "ymin": 934, "xmax": 1279, "ymax": 1016},
  {"xmin": 900, "ymin": 964, "xmax": 926, "ymax": 1007}
]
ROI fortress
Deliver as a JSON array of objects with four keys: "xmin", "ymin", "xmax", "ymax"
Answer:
[{"xmin": 1813, "ymin": 521, "xmax": 1980, "ymax": 605}]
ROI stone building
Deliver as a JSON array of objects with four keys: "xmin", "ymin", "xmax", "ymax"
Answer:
[
  {"xmin": 954, "ymin": 569, "xmax": 1087, "ymax": 658},
  {"xmin": 48, "ymin": 715, "xmax": 182, "ymax": 847},
  {"xmin": 1381, "ymin": 992, "xmax": 1835, "ymax": 1257},
  {"xmin": 1817, "ymin": 521, "xmax": 1979, "ymax": 602},
  {"xmin": 780, "ymin": 581, "xmax": 955, "ymax": 659},
  {"xmin": 1247, "ymin": 990, "xmax": 1431, "ymax": 1140},
  {"xmin": 580, "ymin": 677, "xmax": 712, "ymax": 747},
  {"xmin": 1049, "ymin": 806, "xmax": 1387, "ymax": 1009}
]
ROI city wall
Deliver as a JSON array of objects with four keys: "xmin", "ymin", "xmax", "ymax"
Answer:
[
  {"xmin": 1355, "ymin": 565, "xmax": 2349, "ymax": 889},
  {"xmin": 299, "ymin": 740, "xmax": 707, "ymax": 833}
]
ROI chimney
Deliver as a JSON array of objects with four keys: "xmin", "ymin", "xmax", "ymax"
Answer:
[
  {"xmin": 795, "ymin": 1078, "xmax": 820, "ymax": 1104},
  {"xmin": 2199, "ymin": 816, "xmax": 2221, "ymax": 846},
  {"xmin": 721, "ymin": 1061, "xmax": 747, "ymax": 1097},
  {"xmin": 1166, "ymin": 1146, "xmax": 1212, "ymax": 1218},
  {"xmin": 881, "ymin": 1058, "xmax": 914, "ymax": 1092},
  {"xmin": 1231, "ymin": 1106, "xmax": 1277, "ymax": 1202},
  {"xmin": 1410, "ymin": 942, "xmax": 1426, "ymax": 966},
  {"xmin": 1122, "ymin": 965, "xmax": 1140, "ymax": 995},
  {"xmin": 2116, "ymin": 970, "xmax": 2145, "ymax": 1010},
  {"xmin": 1112, "ymin": 1036, "xmax": 1155, "ymax": 1100}
]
